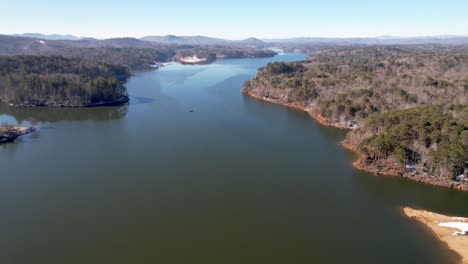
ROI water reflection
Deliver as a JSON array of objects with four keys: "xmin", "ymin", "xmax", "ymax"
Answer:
[
  {"xmin": 131, "ymin": 96, "xmax": 155, "ymax": 104},
  {"xmin": 0, "ymin": 103, "xmax": 128, "ymax": 124},
  {"xmin": 351, "ymin": 168, "xmax": 468, "ymax": 216}
]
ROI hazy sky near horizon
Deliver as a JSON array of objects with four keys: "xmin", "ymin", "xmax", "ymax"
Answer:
[{"xmin": 1, "ymin": 0, "xmax": 467, "ymax": 39}]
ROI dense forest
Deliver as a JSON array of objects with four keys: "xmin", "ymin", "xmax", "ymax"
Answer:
[
  {"xmin": 0, "ymin": 35, "xmax": 277, "ymax": 69},
  {"xmin": 348, "ymin": 105, "xmax": 467, "ymax": 181},
  {"xmin": 0, "ymin": 55, "xmax": 130, "ymax": 107},
  {"xmin": 49, "ymin": 47, "xmax": 177, "ymax": 70},
  {"xmin": 243, "ymin": 45, "xmax": 468, "ymax": 187}
]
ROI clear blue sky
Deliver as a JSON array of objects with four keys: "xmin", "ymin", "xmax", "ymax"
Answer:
[{"xmin": 1, "ymin": 0, "xmax": 467, "ymax": 39}]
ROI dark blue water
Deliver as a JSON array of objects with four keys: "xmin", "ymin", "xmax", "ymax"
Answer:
[{"xmin": 0, "ymin": 53, "xmax": 467, "ymax": 264}]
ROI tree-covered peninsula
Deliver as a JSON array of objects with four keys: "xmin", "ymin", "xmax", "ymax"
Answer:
[
  {"xmin": 0, "ymin": 55, "xmax": 130, "ymax": 107},
  {"xmin": 243, "ymin": 45, "xmax": 468, "ymax": 190}
]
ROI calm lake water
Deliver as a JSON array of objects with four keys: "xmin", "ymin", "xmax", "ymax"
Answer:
[{"xmin": 1, "ymin": 53, "xmax": 467, "ymax": 264}]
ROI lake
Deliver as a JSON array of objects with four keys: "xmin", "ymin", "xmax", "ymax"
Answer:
[{"xmin": 1, "ymin": 53, "xmax": 467, "ymax": 264}]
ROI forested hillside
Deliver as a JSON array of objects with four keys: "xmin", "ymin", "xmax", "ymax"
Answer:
[
  {"xmin": 243, "ymin": 45, "xmax": 468, "ymax": 188},
  {"xmin": 0, "ymin": 56, "xmax": 130, "ymax": 107},
  {"xmin": 0, "ymin": 35, "xmax": 276, "ymax": 69},
  {"xmin": 348, "ymin": 105, "xmax": 467, "ymax": 183}
]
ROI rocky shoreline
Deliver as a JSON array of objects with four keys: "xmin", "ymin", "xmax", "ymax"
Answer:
[
  {"xmin": 0, "ymin": 126, "xmax": 36, "ymax": 144},
  {"xmin": 242, "ymin": 89, "xmax": 468, "ymax": 191},
  {"xmin": 340, "ymin": 142, "xmax": 459, "ymax": 188},
  {"xmin": 241, "ymin": 89, "xmax": 353, "ymax": 129},
  {"xmin": 403, "ymin": 208, "xmax": 468, "ymax": 264}
]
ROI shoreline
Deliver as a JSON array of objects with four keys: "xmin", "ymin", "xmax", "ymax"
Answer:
[
  {"xmin": 242, "ymin": 90, "xmax": 351, "ymax": 129},
  {"xmin": 402, "ymin": 208, "xmax": 468, "ymax": 264},
  {"xmin": 175, "ymin": 52, "xmax": 278, "ymax": 66},
  {"xmin": 0, "ymin": 126, "xmax": 36, "ymax": 144},
  {"xmin": 7, "ymin": 96, "xmax": 129, "ymax": 108},
  {"xmin": 242, "ymin": 89, "xmax": 467, "ymax": 191}
]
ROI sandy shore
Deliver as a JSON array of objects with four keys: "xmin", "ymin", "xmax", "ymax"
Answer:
[
  {"xmin": 178, "ymin": 56, "xmax": 207, "ymax": 64},
  {"xmin": 403, "ymin": 208, "xmax": 468, "ymax": 264}
]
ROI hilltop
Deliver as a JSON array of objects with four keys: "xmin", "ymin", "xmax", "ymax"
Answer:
[{"xmin": 141, "ymin": 35, "xmax": 266, "ymax": 47}]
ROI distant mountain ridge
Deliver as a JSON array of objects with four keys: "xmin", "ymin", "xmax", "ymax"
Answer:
[
  {"xmin": 262, "ymin": 36, "xmax": 468, "ymax": 45},
  {"xmin": 7, "ymin": 33, "xmax": 468, "ymax": 45},
  {"xmin": 140, "ymin": 35, "xmax": 228, "ymax": 45},
  {"xmin": 0, "ymin": 35, "xmax": 168, "ymax": 55},
  {"xmin": 9, "ymin": 33, "xmax": 83, "ymax": 40},
  {"xmin": 140, "ymin": 35, "xmax": 266, "ymax": 46},
  {"xmin": 5, "ymin": 34, "xmax": 268, "ymax": 48}
]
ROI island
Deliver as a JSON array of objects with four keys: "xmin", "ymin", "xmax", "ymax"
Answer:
[
  {"xmin": 0, "ymin": 125, "xmax": 35, "ymax": 143},
  {"xmin": 243, "ymin": 45, "xmax": 467, "ymax": 190},
  {"xmin": 403, "ymin": 208, "xmax": 468, "ymax": 264}
]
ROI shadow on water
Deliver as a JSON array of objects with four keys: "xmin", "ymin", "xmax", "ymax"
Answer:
[
  {"xmin": 151, "ymin": 64, "xmax": 208, "ymax": 85},
  {"xmin": 205, "ymin": 74, "xmax": 252, "ymax": 96},
  {"xmin": 350, "ymin": 168, "xmax": 468, "ymax": 216},
  {"xmin": 0, "ymin": 102, "xmax": 129, "ymax": 124}
]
